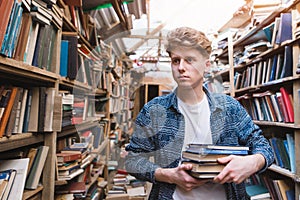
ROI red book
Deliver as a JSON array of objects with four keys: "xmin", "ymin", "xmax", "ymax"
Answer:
[
  {"xmin": 276, "ymin": 92, "xmax": 290, "ymax": 123},
  {"xmin": 56, "ymin": 152, "xmax": 82, "ymax": 163},
  {"xmin": 279, "ymin": 87, "xmax": 294, "ymax": 123}
]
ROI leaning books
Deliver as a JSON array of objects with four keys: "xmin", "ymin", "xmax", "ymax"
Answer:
[{"xmin": 182, "ymin": 144, "xmax": 249, "ymax": 179}]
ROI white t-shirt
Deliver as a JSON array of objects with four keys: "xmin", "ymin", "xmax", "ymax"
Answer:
[{"xmin": 173, "ymin": 95, "xmax": 226, "ymax": 200}]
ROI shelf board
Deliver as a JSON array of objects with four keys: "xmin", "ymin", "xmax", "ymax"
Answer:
[
  {"xmin": 254, "ymin": 120, "xmax": 300, "ymax": 129},
  {"xmin": 23, "ymin": 186, "xmax": 44, "ymax": 200},
  {"xmin": 269, "ymin": 164, "xmax": 300, "ymax": 182},
  {"xmin": 0, "ymin": 133, "xmax": 44, "ymax": 152},
  {"xmin": 0, "ymin": 57, "xmax": 58, "ymax": 85},
  {"xmin": 59, "ymin": 120, "xmax": 101, "ymax": 138}
]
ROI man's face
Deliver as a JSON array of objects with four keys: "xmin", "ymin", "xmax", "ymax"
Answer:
[{"xmin": 170, "ymin": 47, "xmax": 209, "ymax": 90}]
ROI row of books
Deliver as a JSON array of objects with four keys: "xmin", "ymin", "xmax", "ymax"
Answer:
[
  {"xmin": 234, "ymin": 10, "xmax": 292, "ymax": 66},
  {"xmin": 234, "ymin": 45, "xmax": 293, "ymax": 90},
  {"xmin": 237, "ymin": 87, "xmax": 294, "ymax": 123},
  {"xmin": 0, "ymin": 85, "xmax": 61, "ymax": 138},
  {"xmin": 0, "ymin": 145, "xmax": 49, "ymax": 199},
  {"xmin": 269, "ymin": 133, "xmax": 296, "ymax": 173},
  {"xmin": 0, "ymin": 0, "xmax": 63, "ymax": 72},
  {"xmin": 246, "ymin": 172, "xmax": 295, "ymax": 200}
]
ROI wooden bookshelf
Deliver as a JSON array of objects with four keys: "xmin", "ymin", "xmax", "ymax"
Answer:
[{"xmin": 210, "ymin": 1, "xmax": 300, "ymax": 198}]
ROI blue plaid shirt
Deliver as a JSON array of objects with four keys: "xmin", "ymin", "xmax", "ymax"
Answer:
[{"xmin": 125, "ymin": 87, "xmax": 274, "ymax": 200}]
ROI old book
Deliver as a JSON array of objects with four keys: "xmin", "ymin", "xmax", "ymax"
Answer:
[
  {"xmin": 62, "ymin": 32, "xmax": 78, "ymax": 80},
  {"xmin": 44, "ymin": 88, "xmax": 55, "ymax": 132},
  {"xmin": 24, "ymin": 21, "xmax": 40, "ymax": 65},
  {"xmin": 56, "ymin": 152, "xmax": 81, "ymax": 163},
  {"xmin": 279, "ymin": 87, "xmax": 294, "ymax": 123},
  {"xmin": 25, "ymin": 146, "xmax": 49, "ymax": 189},
  {"xmin": 182, "ymin": 151, "xmax": 228, "ymax": 163},
  {"xmin": 188, "ymin": 171, "xmax": 217, "ymax": 179},
  {"xmin": 275, "ymin": 12, "xmax": 292, "ymax": 45},
  {"xmin": 27, "ymin": 87, "xmax": 39, "ymax": 132},
  {"xmin": 0, "ymin": 158, "xmax": 29, "ymax": 200},
  {"xmin": 186, "ymin": 143, "xmax": 249, "ymax": 155},
  {"xmin": 0, "ymin": 0, "xmax": 15, "ymax": 48},
  {"xmin": 0, "ymin": 169, "xmax": 17, "ymax": 200},
  {"xmin": 181, "ymin": 160, "xmax": 225, "ymax": 173},
  {"xmin": 14, "ymin": 12, "xmax": 32, "ymax": 61},
  {"xmin": 17, "ymin": 88, "xmax": 28, "ymax": 133},
  {"xmin": 26, "ymin": 148, "xmax": 38, "ymax": 177},
  {"xmin": 5, "ymin": 87, "xmax": 22, "ymax": 136},
  {"xmin": 59, "ymin": 40, "xmax": 69, "ymax": 77},
  {"xmin": 280, "ymin": 45, "xmax": 293, "ymax": 79},
  {"xmin": 0, "ymin": 87, "xmax": 18, "ymax": 137}
]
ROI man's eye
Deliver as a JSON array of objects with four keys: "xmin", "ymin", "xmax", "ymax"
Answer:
[
  {"xmin": 171, "ymin": 59, "xmax": 180, "ymax": 65},
  {"xmin": 185, "ymin": 58, "xmax": 193, "ymax": 64}
]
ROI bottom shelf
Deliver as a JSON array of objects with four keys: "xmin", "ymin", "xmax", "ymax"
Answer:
[{"xmin": 23, "ymin": 185, "xmax": 43, "ymax": 200}]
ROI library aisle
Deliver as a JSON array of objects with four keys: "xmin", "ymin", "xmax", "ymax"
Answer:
[{"xmin": 0, "ymin": 0, "xmax": 299, "ymax": 200}]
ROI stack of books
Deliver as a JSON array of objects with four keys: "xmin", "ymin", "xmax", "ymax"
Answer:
[{"xmin": 182, "ymin": 144, "xmax": 249, "ymax": 179}]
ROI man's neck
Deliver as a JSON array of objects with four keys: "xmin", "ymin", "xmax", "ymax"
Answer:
[{"xmin": 177, "ymin": 87, "xmax": 205, "ymax": 105}]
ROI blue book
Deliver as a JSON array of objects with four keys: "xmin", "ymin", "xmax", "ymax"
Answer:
[
  {"xmin": 280, "ymin": 45, "xmax": 293, "ymax": 79},
  {"xmin": 269, "ymin": 54, "xmax": 278, "ymax": 82},
  {"xmin": 275, "ymin": 12, "xmax": 292, "ymax": 45},
  {"xmin": 60, "ymin": 40, "xmax": 69, "ymax": 77},
  {"xmin": 6, "ymin": 1, "xmax": 22, "ymax": 57},
  {"xmin": 0, "ymin": 0, "xmax": 17, "ymax": 55},
  {"xmin": 286, "ymin": 133, "xmax": 295, "ymax": 173},
  {"xmin": 269, "ymin": 137, "xmax": 284, "ymax": 168}
]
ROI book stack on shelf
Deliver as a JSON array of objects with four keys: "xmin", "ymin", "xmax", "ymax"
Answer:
[{"xmin": 182, "ymin": 144, "xmax": 249, "ymax": 179}]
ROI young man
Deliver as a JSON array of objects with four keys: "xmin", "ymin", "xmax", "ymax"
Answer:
[{"xmin": 125, "ymin": 27, "xmax": 274, "ymax": 199}]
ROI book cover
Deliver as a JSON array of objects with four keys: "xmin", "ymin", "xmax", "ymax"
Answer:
[
  {"xmin": 17, "ymin": 88, "xmax": 28, "ymax": 133},
  {"xmin": 280, "ymin": 45, "xmax": 293, "ymax": 79},
  {"xmin": 62, "ymin": 32, "xmax": 78, "ymax": 80},
  {"xmin": 279, "ymin": 87, "xmax": 294, "ymax": 123},
  {"xmin": 22, "ymin": 88, "xmax": 33, "ymax": 132},
  {"xmin": 182, "ymin": 151, "xmax": 228, "ymax": 163},
  {"xmin": 275, "ymin": 12, "xmax": 292, "ymax": 45},
  {"xmin": 14, "ymin": 12, "xmax": 32, "ymax": 61},
  {"xmin": 286, "ymin": 133, "xmax": 295, "ymax": 173},
  {"xmin": 26, "ymin": 147, "xmax": 38, "ymax": 177},
  {"xmin": 25, "ymin": 146, "xmax": 49, "ymax": 189},
  {"xmin": 0, "ymin": 0, "xmax": 15, "ymax": 48},
  {"xmin": 5, "ymin": 87, "xmax": 21, "ymax": 136},
  {"xmin": 59, "ymin": 40, "xmax": 69, "ymax": 77},
  {"xmin": 0, "ymin": 169, "xmax": 16, "ymax": 200},
  {"xmin": 275, "ymin": 92, "xmax": 289, "ymax": 123},
  {"xmin": 0, "ymin": 87, "xmax": 18, "ymax": 137},
  {"xmin": 185, "ymin": 144, "xmax": 249, "ymax": 155},
  {"xmin": 0, "ymin": 158, "xmax": 29, "ymax": 200},
  {"xmin": 181, "ymin": 160, "xmax": 225, "ymax": 173},
  {"xmin": 56, "ymin": 152, "xmax": 82, "ymax": 163}
]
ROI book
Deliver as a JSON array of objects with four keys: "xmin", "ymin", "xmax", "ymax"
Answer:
[
  {"xmin": 25, "ymin": 146, "xmax": 49, "ymax": 189},
  {"xmin": 0, "ymin": 169, "xmax": 17, "ymax": 200},
  {"xmin": 280, "ymin": 45, "xmax": 293, "ymax": 79},
  {"xmin": 279, "ymin": 87, "xmax": 294, "ymax": 123},
  {"xmin": 185, "ymin": 144, "xmax": 249, "ymax": 155},
  {"xmin": 182, "ymin": 151, "xmax": 229, "ymax": 163},
  {"xmin": 0, "ymin": 158, "xmax": 29, "ymax": 200},
  {"xmin": 275, "ymin": 12, "xmax": 292, "ymax": 45},
  {"xmin": 0, "ymin": 86, "xmax": 18, "ymax": 137},
  {"xmin": 62, "ymin": 32, "xmax": 78, "ymax": 80},
  {"xmin": 26, "ymin": 148, "xmax": 38, "ymax": 177},
  {"xmin": 286, "ymin": 133, "xmax": 295, "ymax": 173},
  {"xmin": 56, "ymin": 152, "xmax": 82, "ymax": 163},
  {"xmin": 181, "ymin": 160, "xmax": 225, "ymax": 173},
  {"xmin": 59, "ymin": 40, "xmax": 69, "ymax": 77},
  {"xmin": 0, "ymin": 0, "xmax": 15, "ymax": 48}
]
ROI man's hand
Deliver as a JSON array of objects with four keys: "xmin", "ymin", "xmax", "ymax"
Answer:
[
  {"xmin": 214, "ymin": 154, "xmax": 265, "ymax": 184},
  {"xmin": 155, "ymin": 164, "xmax": 210, "ymax": 191}
]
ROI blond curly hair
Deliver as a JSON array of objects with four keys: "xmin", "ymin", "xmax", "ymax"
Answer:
[{"xmin": 165, "ymin": 27, "xmax": 212, "ymax": 58}]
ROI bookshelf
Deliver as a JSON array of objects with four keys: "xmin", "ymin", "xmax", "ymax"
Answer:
[
  {"xmin": 210, "ymin": 0, "xmax": 300, "ymax": 199},
  {"xmin": 0, "ymin": 0, "xmax": 134, "ymax": 199}
]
